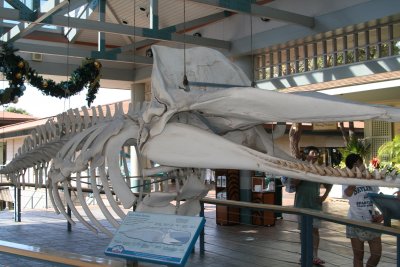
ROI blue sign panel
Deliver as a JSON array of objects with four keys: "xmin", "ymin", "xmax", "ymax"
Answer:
[{"xmin": 105, "ymin": 211, "xmax": 205, "ymax": 266}]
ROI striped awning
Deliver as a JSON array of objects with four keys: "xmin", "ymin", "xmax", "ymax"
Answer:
[{"xmin": 0, "ymin": 187, "xmax": 13, "ymax": 202}]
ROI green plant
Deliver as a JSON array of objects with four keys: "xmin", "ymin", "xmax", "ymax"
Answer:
[
  {"xmin": 339, "ymin": 135, "xmax": 371, "ymax": 167},
  {"xmin": 5, "ymin": 106, "xmax": 29, "ymax": 115},
  {"xmin": 377, "ymin": 135, "xmax": 400, "ymax": 171}
]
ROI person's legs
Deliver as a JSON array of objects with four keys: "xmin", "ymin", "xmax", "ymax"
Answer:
[
  {"xmin": 366, "ymin": 236, "xmax": 382, "ymax": 267},
  {"xmin": 313, "ymin": 227, "xmax": 319, "ymax": 259},
  {"xmin": 311, "ymin": 227, "xmax": 326, "ymax": 265},
  {"xmin": 350, "ymin": 238, "xmax": 364, "ymax": 267}
]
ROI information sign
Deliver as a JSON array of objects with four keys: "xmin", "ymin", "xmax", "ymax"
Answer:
[{"xmin": 105, "ymin": 211, "xmax": 205, "ymax": 266}]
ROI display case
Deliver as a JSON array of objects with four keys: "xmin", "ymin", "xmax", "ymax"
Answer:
[
  {"xmin": 251, "ymin": 192, "xmax": 275, "ymax": 226},
  {"xmin": 252, "ymin": 177, "xmax": 265, "ymax": 192},
  {"xmin": 251, "ymin": 177, "xmax": 275, "ymax": 226},
  {"xmin": 215, "ymin": 169, "xmax": 240, "ymax": 225}
]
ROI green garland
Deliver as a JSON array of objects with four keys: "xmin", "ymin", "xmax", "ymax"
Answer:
[{"xmin": 0, "ymin": 42, "xmax": 102, "ymax": 106}]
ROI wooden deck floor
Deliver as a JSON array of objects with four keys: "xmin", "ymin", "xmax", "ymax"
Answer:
[{"xmin": 0, "ymin": 194, "xmax": 397, "ymax": 266}]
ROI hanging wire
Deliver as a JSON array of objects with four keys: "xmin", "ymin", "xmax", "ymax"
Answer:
[
  {"xmin": 63, "ymin": 0, "xmax": 71, "ymax": 113},
  {"xmin": 131, "ymin": 0, "xmax": 146, "ymax": 203},
  {"xmin": 133, "ymin": 0, "xmax": 136, "ymax": 82},
  {"xmin": 182, "ymin": 0, "xmax": 189, "ymax": 92},
  {"xmin": 250, "ymin": 12, "xmax": 256, "ymax": 87}
]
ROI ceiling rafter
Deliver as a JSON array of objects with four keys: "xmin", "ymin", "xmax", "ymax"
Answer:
[
  {"xmin": 105, "ymin": 1, "xmax": 134, "ymax": 45},
  {"xmin": 65, "ymin": 0, "xmax": 98, "ymax": 42},
  {"xmin": 0, "ymin": 7, "xmax": 231, "ymax": 49},
  {"xmin": 1, "ymin": 0, "xmax": 92, "ymax": 43},
  {"xmin": 107, "ymin": 11, "xmax": 231, "ymax": 55},
  {"xmin": 4, "ymin": 0, "xmax": 32, "ymax": 15},
  {"xmin": 14, "ymin": 41, "xmax": 153, "ymax": 65},
  {"xmin": 1, "ymin": 0, "xmax": 69, "ymax": 43},
  {"xmin": 187, "ymin": 0, "xmax": 315, "ymax": 28}
]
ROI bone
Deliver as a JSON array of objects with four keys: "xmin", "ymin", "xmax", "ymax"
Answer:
[
  {"xmin": 380, "ymin": 166, "xmax": 388, "ymax": 178},
  {"xmin": 38, "ymin": 165, "xmax": 43, "ymax": 188},
  {"xmin": 97, "ymin": 105, "xmax": 105, "ymax": 121},
  {"xmin": 346, "ymin": 167, "xmax": 355, "ymax": 177},
  {"xmin": 106, "ymin": 123, "xmax": 139, "ymax": 208},
  {"xmin": 89, "ymin": 170, "xmax": 120, "ymax": 228},
  {"xmin": 308, "ymin": 164, "xmax": 319, "ymax": 174},
  {"xmin": 98, "ymin": 166, "xmax": 126, "ymax": 219},
  {"xmin": 324, "ymin": 166, "xmax": 333, "ymax": 176},
  {"xmin": 75, "ymin": 172, "xmax": 111, "ymax": 236},
  {"xmin": 374, "ymin": 169, "xmax": 382, "ymax": 180},
  {"xmin": 63, "ymin": 181, "xmax": 98, "ymax": 234},
  {"xmin": 81, "ymin": 106, "xmax": 91, "ymax": 129},
  {"xmin": 46, "ymin": 178, "xmax": 60, "ymax": 214},
  {"xmin": 105, "ymin": 104, "xmax": 112, "ymax": 119},
  {"xmin": 51, "ymin": 181, "xmax": 75, "ymax": 225},
  {"xmin": 314, "ymin": 164, "xmax": 326, "ymax": 176},
  {"xmin": 90, "ymin": 108, "xmax": 98, "ymax": 126}
]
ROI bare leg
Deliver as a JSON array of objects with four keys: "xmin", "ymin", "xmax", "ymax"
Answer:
[
  {"xmin": 351, "ymin": 238, "xmax": 364, "ymax": 267},
  {"xmin": 313, "ymin": 228, "xmax": 319, "ymax": 258},
  {"xmin": 366, "ymin": 237, "xmax": 382, "ymax": 267}
]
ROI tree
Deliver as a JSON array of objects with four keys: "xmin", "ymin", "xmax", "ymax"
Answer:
[
  {"xmin": 289, "ymin": 123, "xmax": 302, "ymax": 159},
  {"xmin": 339, "ymin": 134, "xmax": 370, "ymax": 164},
  {"xmin": 5, "ymin": 107, "xmax": 30, "ymax": 115}
]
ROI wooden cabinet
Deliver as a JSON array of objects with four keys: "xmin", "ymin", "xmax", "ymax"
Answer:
[
  {"xmin": 251, "ymin": 192, "xmax": 275, "ymax": 226},
  {"xmin": 215, "ymin": 169, "xmax": 240, "ymax": 225}
]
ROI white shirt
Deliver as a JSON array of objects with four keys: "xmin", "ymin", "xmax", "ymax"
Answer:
[{"xmin": 343, "ymin": 185, "xmax": 379, "ymax": 222}]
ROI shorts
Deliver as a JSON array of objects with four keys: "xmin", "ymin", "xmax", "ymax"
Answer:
[
  {"xmin": 297, "ymin": 215, "xmax": 321, "ymax": 230},
  {"xmin": 346, "ymin": 225, "xmax": 381, "ymax": 241}
]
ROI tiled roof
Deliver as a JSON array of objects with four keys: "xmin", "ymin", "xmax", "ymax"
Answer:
[
  {"xmin": 0, "ymin": 100, "xmax": 131, "ymax": 137},
  {"xmin": 0, "ymin": 111, "xmax": 36, "ymax": 120}
]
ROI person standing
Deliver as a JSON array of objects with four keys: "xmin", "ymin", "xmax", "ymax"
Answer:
[
  {"xmin": 293, "ymin": 146, "xmax": 332, "ymax": 265},
  {"xmin": 343, "ymin": 153, "xmax": 383, "ymax": 267}
]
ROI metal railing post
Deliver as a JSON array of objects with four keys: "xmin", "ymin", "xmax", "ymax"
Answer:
[
  {"xmin": 300, "ymin": 214, "xmax": 313, "ymax": 267},
  {"xmin": 200, "ymin": 201, "xmax": 205, "ymax": 255},
  {"xmin": 67, "ymin": 188, "xmax": 72, "ymax": 232},
  {"xmin": 397, "ymin": 235, "xmax": 400, "ymax": 267}
]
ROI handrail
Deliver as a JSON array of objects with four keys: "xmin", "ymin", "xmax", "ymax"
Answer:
[
  {"xmin": 201, "ymin": 197, "xmax": 400, "ymax": 267},
  {"xmin": 0, "ymin": 240, "xmax": 126, "ymax": 267},
  {"xmin": 201, "ymin": 197, "xmax": 400, "ymax": 236}
]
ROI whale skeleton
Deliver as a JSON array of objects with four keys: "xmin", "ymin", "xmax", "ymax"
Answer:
[{"xmin": 1, "ymin": 45, "xmax": 400, "ymax": 236}]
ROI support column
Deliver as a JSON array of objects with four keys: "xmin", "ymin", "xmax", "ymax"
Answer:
[
  {"xmin": 149, "ymin": 0, "xmax": 159, "ymax": 30},
  {"xmin": 98, "ymin": 0, "xmax": 106, "ymax": 53},
  {"xmin": 131, "ymin": 83, "xmax": 145, "ymax": 104},
  {"xmin": 239, "ymin": 170, "xmax": 252, "ymax": 225}
]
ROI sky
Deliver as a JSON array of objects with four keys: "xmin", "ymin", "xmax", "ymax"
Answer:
[{"xmin": 1, "ymin": 85, "xmax": 131, "ymax": 118}]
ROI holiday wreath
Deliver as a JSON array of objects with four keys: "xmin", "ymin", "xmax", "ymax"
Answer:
[{"xmin": 0, "ymin": 42, "xmax": 102, "ymax": 106}]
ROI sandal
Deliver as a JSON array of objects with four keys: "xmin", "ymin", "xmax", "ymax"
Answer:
[{"xmin": 312, "ymin": 258, "xmax": 325, "ymax": 265}]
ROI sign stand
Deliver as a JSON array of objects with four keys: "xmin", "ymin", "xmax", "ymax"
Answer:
[{"xmin": 105, "ymin": 211, "xmax": 205, "ymax": 267}]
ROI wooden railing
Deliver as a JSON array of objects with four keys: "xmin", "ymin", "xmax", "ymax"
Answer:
[{"xmin": 0, "ymin": 240, "xmax": 127, "ymax": 267}]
